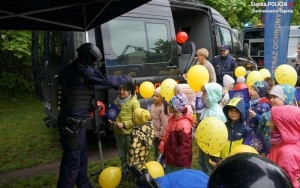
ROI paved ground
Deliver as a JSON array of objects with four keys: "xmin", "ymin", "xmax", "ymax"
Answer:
[{"xmin": 0, "ymin": 136, "xmax": 118, "ymax": 185}]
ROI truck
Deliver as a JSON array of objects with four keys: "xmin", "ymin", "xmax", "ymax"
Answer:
[
  {"xmin": 239, "ymin": 25, "xmax": 300, "ymax": 69},
  {"xmin": 239, "ymin": 26, "xmax": 264, "ymax": 69},
  {"xmin": 287, "ymin": 26, "xmax": 300, "ymax": 65},
  {"xmin": 34, "ymin": 0, "xmax": 256, "ymax": 133}
]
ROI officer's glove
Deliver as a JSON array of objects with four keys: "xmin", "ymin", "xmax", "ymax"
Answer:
[{"xmin": 123, "ymin": 75, "xmax": 135, "ymax": 86}]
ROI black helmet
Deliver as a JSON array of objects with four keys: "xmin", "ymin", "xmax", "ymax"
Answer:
[
  {"xmin": 76, "ymin": 43, "xmax": 102, "ymax": 62},
  {"xmin": 208, "ymin": 153, "xmax": 293, "ymax": 188}
]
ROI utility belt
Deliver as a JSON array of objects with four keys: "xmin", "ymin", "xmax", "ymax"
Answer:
[
  {"xmin": 66, "ymin": 117, "xmax": 87, "ymax": 131},
  {"xmin": 63, "ymin": 117, "xmax": 87, "ymax": 150}
]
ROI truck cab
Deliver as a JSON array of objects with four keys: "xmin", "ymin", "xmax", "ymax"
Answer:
[
  {"xmin": 240, "ymin": 25, "xmax": 300, "ymax": 69},
  {"xmin": 239, "ymin": 26, "xmax": 264, "ymax": 69},
  {"xmin": 248, "ymin": 38, "xmax": 264, "ymax": 69},
  {"xmin": 287, "ymin": 26, "xmax": 300, "ymax": 66},
  {"xmin": 37, "ymin": 0, "xmax": 255, "ymax": 132}
]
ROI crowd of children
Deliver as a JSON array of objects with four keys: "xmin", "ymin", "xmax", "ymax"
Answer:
[
  {"xmin": 107, "ymin": 70, "xmax": 299, "ymax": 187},
  {"xmin": 156, "ymin": 74, "xmax": 299, "ymax": 187}
]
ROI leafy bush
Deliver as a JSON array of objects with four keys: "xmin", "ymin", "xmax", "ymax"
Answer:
[{"xmin": 0, "ymin": 30, "xmax": 34, "ymax": 94}]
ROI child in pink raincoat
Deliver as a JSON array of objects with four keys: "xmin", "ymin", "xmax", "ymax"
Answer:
[{"xmin": 268, "ymin": 105, "xmax": 300, "ymax": 188}]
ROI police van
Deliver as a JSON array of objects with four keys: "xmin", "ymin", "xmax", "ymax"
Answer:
[{"xmin": 36, "ymin": 0, "xmax": 255, "ymax": 132}]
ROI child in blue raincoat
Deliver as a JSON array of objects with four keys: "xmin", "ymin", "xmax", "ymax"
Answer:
[
  {"xmin": 245, "ymin": 81, "xmax": 270, "ymax": 154},
  {"xmin": 197, "ymin": 83, "xmax": 226, "ymax": 175},
  {"xmin": 216, "ymin": 97, "xmax": 252, "ymax": 159}
]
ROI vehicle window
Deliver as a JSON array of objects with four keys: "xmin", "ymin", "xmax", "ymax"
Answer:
[
  {"xmin": 242, "ymin": 29, "xmax": 264, "ymax": 46},
  {"xmin": 110, "ymin": 20, "xmax": 147, "ymax": 56},
  {"xmin": 48, "ymin": 32, "xmax": 65, "ymax": 67},
  {"xmin": 147, "ymin": 23, "xmax": 168, "ymax": 53},
  {"xmin": 219, "ymin": 27, "xmax": 232, "ymax": 51},
  {"xmin": 244, "ymin": 30, "xmax": 264, "ymax": 40},
  {"xmin": 102, "ymin": 18, "xmax": 176, "ymax": 77},
  {"xmin": 231, "ymin": 32, "xmax": 241, "ymax": 54}
]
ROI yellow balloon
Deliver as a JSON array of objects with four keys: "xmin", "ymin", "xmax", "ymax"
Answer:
[
  {"xmin": 258, "ymin": 68, "xmax": 271, "ymax": 79},
  {"xmin": 187, "ymin": 65, "xmax": 209, "ymax": 92},
  {"xmin": 99, "ymin": 167, "xmax": 121, "ymax": 188},
  {"xmin": 145, "ymin": 161, "xmax": 164, "ymax": 178},
  {"xmin": 229, "ymin": 144, "xmax": 259, "ymax": 156},
  {"xmin": 275, "ymin": 64, "xmax": 297, "ymax": 86},
  {"xmin": 195, "ymin": 117, "xmax": 228, "ymax": 155},
  {"xmin": 234, "ymin": 66, "xmax": 247, "ymax": 77},
  {"xmin": 160, "ymin": 78, "xmax": 178, "ymax": 103},
  {"xmin": 139, "ymin": 81, "xmax": 155, "ymax": 99},
  {"xmin": 161, "ymin": 78, "xmax": 178, "ymax": 88},
  {"xmin": 246, "ymin": 71, "xmax": 263, "ymax": 88}
]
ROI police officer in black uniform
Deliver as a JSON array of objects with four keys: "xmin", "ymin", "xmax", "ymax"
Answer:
[
  {"xmin": 57, "ymin": 43, "xmax": 132, "ymax": 188},
  {"xmin": 212, "ymin": 45, "xmax": 237, "ymax": 85}
]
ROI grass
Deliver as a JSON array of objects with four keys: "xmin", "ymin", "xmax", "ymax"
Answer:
[
  {"xmin": 0, "ymin": 93, "xmax": 201, "ymax": 188},
  {"xmin": 0, "ymin": 94, "xmax": 62, "ymax": 173},
  {"xmin": 0, "ymin": 142, "xmax": 201, "ymax": 188}
]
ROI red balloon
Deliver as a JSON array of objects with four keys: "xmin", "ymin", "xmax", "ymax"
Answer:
[
  {"xmin": 97, "ymin": 101, "xmax": 106, "ymax": 116},
  {"xmin": 176, "ymin": 31, "xmax": 188, "ymax": 44},
  {"xmin": 234, "ymin": 83, "xmax": 249, "ymax": 90}
]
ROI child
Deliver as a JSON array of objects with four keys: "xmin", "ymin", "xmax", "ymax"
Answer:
[
  {"xmin": 264, "ymin": 77, "xmax": 275, "ymax": 99},
  {"xmin": 108, "ymin": 83, "xmax": 140, "ymax": 180},
  {"xmin": 129, "ymin": 108, "xmax": 154, "ymax": 169},
  {"xmin": 245, "ymin": 81, "xmax": 270, "ymax": 154},
  {"xmin": 259, "ymin": 84, "xmax": 296, "ymax": 149},
  {"xmin": 236, "ymin": 76, "xmax": 246, "ymax": 84},
  {"xmin": 219, "ymin": 97, "xmax": 252, "ymax": 158},
  {"xmin": 268, "ymin": 105, "xmax": 300, "ymax": 188},
  {"xmin": 158, "ymin": 93, "xmax": 194, "ymax": 174},
  {"xmin": 149, "ymin": 87, "xmax": 168, "ymax": 160},
  {"xmin": 220, "ymin": 74, "xmax": 235, "ymax": 108},
  {"xmin": 198, "ymin": 83, "xmax": 226, "ymax": 175}
]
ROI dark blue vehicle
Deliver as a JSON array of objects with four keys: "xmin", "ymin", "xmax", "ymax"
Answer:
[{"xmin": 36, "ymin": 0, "xmax": 256, "ymax": 133}]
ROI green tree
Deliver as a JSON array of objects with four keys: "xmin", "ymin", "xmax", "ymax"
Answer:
[
  {"xmin": 291, "ymin": 1, "xmax": 300, "ymax": 25},
  {"xmin": 200, "ymin": 0, "xmax": 264, "ymax": 30},
  {"xmin": 199, "ymin": 0, "xmax": 300, "ymax": 30},
  {"xmin": 0, "ymin": 30, "xmax": 33, "ymax": 94}
]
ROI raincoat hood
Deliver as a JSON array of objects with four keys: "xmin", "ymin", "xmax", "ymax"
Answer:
[
  {"xmin": 271, "ymin": 105, "xmax": 300, "ymax": 143},
  {"xmin": 281, "ymin": 84, "xmax": 296, "ymax": 105},
  {"xmin": 223, "ymin": 97, "xmax": 246, "ymax": 122},
  {"xmin": 132, "ymin": 108, "xmax": 151, "ymax": 125},
  {"xmin": 205, "ymin": 83, "xmax": 223, "ymax": 107},
  {"xmin": 270, "ymin": 84, "xmax": 296, "ymax": 105},
  {"xmin": 200, "ymin": 83, "xmax": 226, "ymax": 123}
]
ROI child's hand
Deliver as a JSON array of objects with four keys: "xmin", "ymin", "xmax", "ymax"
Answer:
[
  {"xmin": 114, "ymin": 122, "xmax": 124, "ymax": 129},
  {"xmin": 249, "ymin": 109, "xmax": 256, "ymax": 118},
  {"xmin": 107, "ymin": 120, "xmax": 124, "ymax": 129}
]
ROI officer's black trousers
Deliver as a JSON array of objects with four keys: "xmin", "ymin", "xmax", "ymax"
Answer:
[{"xmin": 57, "ymin": 125, "xmax": 93, "ymax": 188}]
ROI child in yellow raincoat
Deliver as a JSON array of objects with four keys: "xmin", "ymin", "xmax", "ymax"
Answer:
[{"xmin": 129, "ymin": 108, "xmax": 154, "ymax": 169}]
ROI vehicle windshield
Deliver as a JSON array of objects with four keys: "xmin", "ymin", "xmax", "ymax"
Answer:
[{"xmin": 100, "ymin": 18, "xmax": 178, "ymax": 77}]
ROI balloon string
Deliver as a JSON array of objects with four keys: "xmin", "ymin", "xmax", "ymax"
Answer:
[
  {"xmin": 121, "ymin": 163, "xmax": 128, "ymax": 168},
  {"xmin": 146, "ymin": 99, "xmax": 150, "ymax": 110}
]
